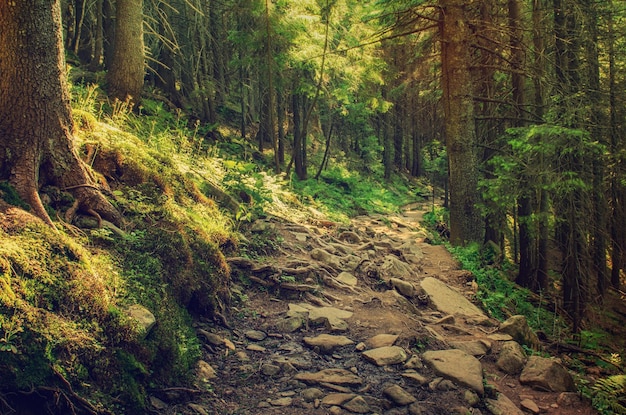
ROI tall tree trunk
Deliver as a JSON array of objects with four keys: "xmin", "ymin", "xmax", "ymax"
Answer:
[
  {"xmin": 0, "ymin": 0, "xmax": 121, "ymax": 228},
  {"xmin": 440, "ymin": 0, "xmax": 482, "ymax": 245},
  {"xmin": 106, "ymin": 0, "xmax": 145, "ymax": 106}
]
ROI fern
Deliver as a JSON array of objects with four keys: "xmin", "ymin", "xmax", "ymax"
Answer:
[{"xmin": 592, "ymin": 375, "xmax": 626, "ymax": 415}]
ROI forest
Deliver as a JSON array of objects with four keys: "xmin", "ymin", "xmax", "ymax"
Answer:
[{"xmin": 0, "ymin": 0, "xmax": 625, "ymax": 414}]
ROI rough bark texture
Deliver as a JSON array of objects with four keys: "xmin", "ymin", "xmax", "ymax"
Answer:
[
  {"xmin": 106, "ymin": 0, "xmax": 144, "ymax": 105},
  {"xmin": 0, "ymin": 0, "xmax": 121, "ymax": 228},
  {"xmin": 440, "ymin": 0, "xmax": 483, "ymax": 245}
]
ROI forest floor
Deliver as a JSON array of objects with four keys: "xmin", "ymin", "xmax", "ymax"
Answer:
[{"xmin": 154, "ymin": 200, "xmax": 610, "ymax": 415}]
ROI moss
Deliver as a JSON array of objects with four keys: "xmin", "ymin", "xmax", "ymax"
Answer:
[{"xmin": 0, "ymin": 182, "xmax": 30, "ymax": 211}]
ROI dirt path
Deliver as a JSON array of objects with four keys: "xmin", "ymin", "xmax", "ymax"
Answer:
[{"xmin": 154, "ymin": 202, "xmax": 598, "ymax": 415}]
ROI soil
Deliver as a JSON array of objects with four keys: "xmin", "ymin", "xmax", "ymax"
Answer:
[{"xmin": 156, "ymin": 201, "xmax": 611, "ymax": 415}]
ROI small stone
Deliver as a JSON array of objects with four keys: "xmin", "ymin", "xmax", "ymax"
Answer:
[
  {"xmin": 245, "ymin": 330, "xmax": 267, "ymax": 341},
  {"xmin": 303, "ymin": 334, "xmax": 354, "ymax": 354},
  {"xmin": 337, "ymin": 271, "xmax": 358, "ymax": 286},
  {"xmin": 247, "ymin": 344, "xmax": 266, "ymax": 352},
  {"xmin": 301, "ymin": 388, "xmax": 324, "ymax": 402},
  {"xmin": 383, "ymin": 384, "xmax": 417, "ymax": 406},
  {"xmin": 557, "ymin": 392, "xmax": 581, "ymax": 407},
  {"xmin": 408, "ymin": 402, "xmax": 423, "ymax": 415},
  {"xmin": 188, "ymin": 403, "xmax": 209, "ymax": 415},
  {"xmin": 126, "ymin": 305, "xmax": 156, "ymax": 338},
  {"xmin": 196, "ymin": 360, "xmax": 217, "ymax": 381},
  {"xmin": 464, "ymin": 390, "xmax": 480, "ymax": 407},
  {"xmin": 402, "ymin": 371, "xmax": 429, "ymax": 386},
  {"xmin": 355, "ymin": 342, "xmax": 366, "ymax": 351},
  {"xmin": 322, "ymin": 393, "xmax": 355, "ymax": 406},
  {"xmin": 403, "ymin": 354, "xmax": 424, "ymax": 370},
  {"xmin": 197, "ymin": 329, "xmax": 223, "ymax": 346},
  {"xmin": 365, "ymin": 333, "xmax": 399, "ymax": 349},
  {"xmin": 261, "ymin": 364, "xmax": 281, "ymax": 376},
  {"xmin": 270, "ymin": 397, "xmax": 293, "ymax": 406},
  {"xmin": 149, "ymin": 396, "xmax": 167, "ymax": 410},
  {"xmin": 520, "ymin": 398, "xmax": 540, "ymax": 414},
  {"xmin": 362, "ymin": 346, "xmax": 407, "ymax": 366},
  {"xmin": 223, "ymin": 338, "xmax": 236, "ymax": 350},
  {"xmin": 329, "ymin": 406, "xmax": 343, "ymax": 415},
  {"xmin": 342, "ymin": 395, "xmax": 370, "ymax": 413},
  {"xmin": 236, "ymin": 351, "xmax": 249, "ymax": 361}
]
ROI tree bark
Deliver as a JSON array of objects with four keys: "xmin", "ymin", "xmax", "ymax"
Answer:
[
  {"xmin": 0, "ymin": 0, "xmax": 122, "ymax": 228},
  {"xmin": 106, "ymin": 0, "xmax": 144, "ymax": 105},
  {"xmin": 440, "ymin": 0, "xmax": 483, "ymax": 245}
]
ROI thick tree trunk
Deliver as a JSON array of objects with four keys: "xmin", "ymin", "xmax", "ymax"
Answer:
[
  {"xmin": 106, "ymin": 0, "xmax": 144, "ymax": 105},
  {"xmin": 440, "ymin": 0, "xmax": 482, "ymax": 245},
  {"xmin": 0, "ymin": 0, "xmax": 121, "ymax": 228}
]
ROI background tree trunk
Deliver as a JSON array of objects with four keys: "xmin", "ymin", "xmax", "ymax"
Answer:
[
  {"xmin": 440, "ymin": 0, "xmax": 483, "ymax": 245},
  {"xmin": 106, "ymin": 0, "xmax": 144, "ymax": 105},
  {"xmin": 0, "ymin": 0, "xmax": 121, "ymax": 228}
]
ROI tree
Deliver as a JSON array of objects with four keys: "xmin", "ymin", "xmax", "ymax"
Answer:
[
  {"xmin": 440, "ymin": 0, "xmax": 483, "ymax": 245},
  {"xmin": 0, "ymin": 0, "xmax": 121, "ymax": 228},
  {"xmin": 106, "ymin": 0, "xmax": 145, "ymax": 105}
]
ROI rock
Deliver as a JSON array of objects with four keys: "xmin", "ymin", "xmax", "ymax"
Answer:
[
  {"xmin": 197, "ymin": 329, "xmax": 223, "ymax": 346},
  {"xmin": 247, "ymin": 344, "xmax": 266, "ymax": 352},
  {"xmin": 365, "ymin": 333, "xmax": 399, "ymax": 349},
  {"xmin": 149, "ymin": 396, "xmax": 167, "ymax": 410},
  {"xmin": 383, "ymin": 384, "xmax": 417, "ymax": 405},
  {"xmin": 322, "ymin": 393, "xmax": 355, "ymax": 406},
  {"xmin": 336, "ymin": 271, "xmax": 358, "ymax": 286},
  {"xmin": 390, "ymin": 278, "xmax": 417, "ymax": 297},
  {"xmin": 520, "ymin": 398, "xmax": 540, "ymax": 414},
  {"xmin": 303, "ymin": 334, "xmax": 354, "ymax": 354},
  {"xmin": 449, "ymin": 340, "xmax": 490, "ymax": 356},
  {"xmin": 270, "ymin": 397, "xmax": 293, "ymax": 406},
  {"xmin": 301, "ymin": 388, "xmax": 324, "ymax": 402},
  {"xmin": 419, "ymin": 277, "xmax": 487, "ymax": 319},
  {"xmin": 496, "ymin": 341, "xmax": 526, "ymax": 375},
  {"xmin": 422, "ymin": 349, "xmax": 484, "ymax": 395},
  {"xmin": 485, "ymin": 393, "xmax": 524, "ymax": 415},
  {"xmin": 311, "ymin": 248, "xmax": 343, "ymax": 270},
  {"xmin": 342, "ymin": 395, "xmax": 370, "ymax": 413},
  {"xmin": 261, "ymin": 364, "xmax": 281, "ymax": 376},
  {"xmin": 362, "ymin": 346, "xmax": 408, "ymax": 366},
  {"xmin": 306, "ymin": 305, "xmax": 353, "ymax": 332},
  {"xmin": 557, "ymin": 392, "xmax": 581, "ymax": 407},
  {"xmin": 244, "ymin": 329, "xmax": 267, "ymax": 341},
  {"xmin": 402, "ymin": 370, "xmax": 429, "ymax": 386},
  {"xmin": 519, "ymin": 356, "xmax": 576, "ymax": 392},
  {"xmin": 464, "ymin": 390, "xmax": 480, "ymax": 407},
  {"xmin": 381, "ymin": 255, "xmax": 415, "ymax": 279},
  {"xmin": 409, "ymin": 402, "xmax": 423, "ymax": 415},
  {"xmin": 188, "ymin": 403, "xmax": 209, "ymax": 415},
  {"xmin": 195, "ymin": 360, "xmax": 217, "ymax": 382},
  {"xmin": 295, "ymin": 369, "xmax": 363, "ymax": 386},
  {"xmin": 126, "ymin": 305, "xmax": 156, "ymax": 338},
  {"xmin": 403, "ymin": 354, "xmax": 424, "ymax": 370},
  {"xmin": 498, "ymin": 315, "xmax": 541, "ymax": 350},
  {"xmin": 275, "ymin": 316, "xmax": 304, "ymax": 333}
]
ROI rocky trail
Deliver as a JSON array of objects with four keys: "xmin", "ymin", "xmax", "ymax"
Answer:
[{"xmin": 153, "ymin": 202, "xmax": 598, "ymax": 415}]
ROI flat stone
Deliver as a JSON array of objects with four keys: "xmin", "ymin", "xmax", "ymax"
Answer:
[
  {"xmin": 362, "ymin": 346, "xmax": 407, "ymax": 366},
  {"xmin": 402, "ymin": 370, "xmax": 429, "ymax": 386},
  {"xmin": 485, "ymin": 393, "xmax": 524, "ymax": 415},
  {"xmin": 322, "ymin": 393, "xmax": 355, "ymax": 406},
  {"xmin": 365, "ymin": 333, "xmax": 399, "ymax": 349},
  {"xmin": 422, "ymin": 349, "xmax": 484, "ymax": 395},
  {"xmin": 301, "ymin": 388, "xmax": 324, "ymax": 402},
  {"xmin": 306, "ymin": 305, "xmax": 353, "ymax": 332},
  {"xmin": 247, "ymin": 344, "xmax": 266, "ymax": 352},
  {"xmin": 303, "ymin": 334, "xmax": 354, "ymax": 354},
  {"xmin": 336, "ymin": 271, "xmax": 358, "ymax": 286},
  {"xmin": 275, "ymin": 316, "xmax": 304, "ymax": 333},
  {"xmin": 342, "ymin": 396, "xmax": 370, "ymax": 413},
  {"xmin": 420, "ymin": 277, "xmax": 486, "ymax": 319},
  {"xmin": 270, "ymin": 397, "xmax": 292, "ymax": 406},
  {"xmin": 520, "ymin": 398, "xmax": 540, "ymax": 414},
  {"xmin": 244, "ymin": 330, "xmax": 267, "ymax": 341},
  {"xmin": 295, "ymin": 368, "xmax": 363, "ymax": 386},
  {"xmin": 383, "ymin": 384, "xmax": 417, "ymax": 405},
  {"xmin": 449, "ymin": 340, "xmax": 490, "ymax": 356}
]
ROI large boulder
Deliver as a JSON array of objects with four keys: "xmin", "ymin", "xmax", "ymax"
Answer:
[
  {"xmin": 496, "ymin": 341, "xmax": 527, "ymax": 375},
  {"xmin": 519, "ymin": 356, "xmax": 576, "ymax": 392},
  {"xmin": 420, "ymin": 277, "xmax": 486, "ymax": 319},
  {"xmin": 498, "ymin": 315, "xmax": 540, "ymax": 350},
  {"xmin": 422, "ymin": 349, "xmax": 484, "ymax": 395}
]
